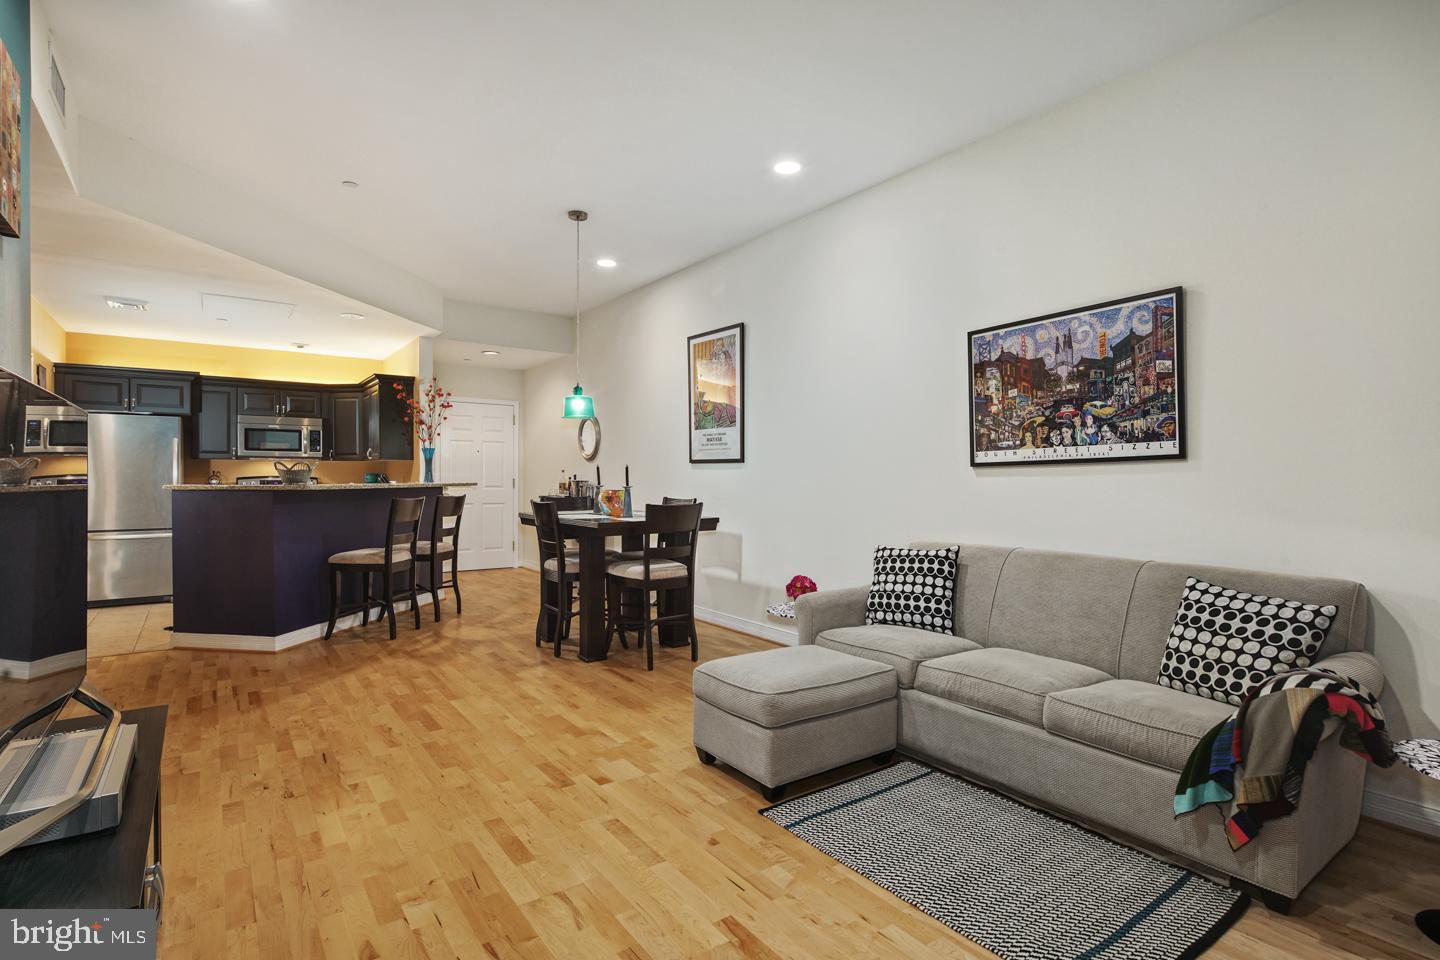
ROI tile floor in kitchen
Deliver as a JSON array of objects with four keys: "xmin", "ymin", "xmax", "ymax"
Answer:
[{"xmin": 87, "ymin": 602, "xmax": 174, "ymax": 657}]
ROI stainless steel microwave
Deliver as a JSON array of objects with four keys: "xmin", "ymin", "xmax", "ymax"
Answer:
[
  {"xmin": 235, "ymin": 415, "xmax": 324, "ymax": 458},
  {"xmin": 22, "ymin": 405, "xmax": 88, "ymax": 454}
]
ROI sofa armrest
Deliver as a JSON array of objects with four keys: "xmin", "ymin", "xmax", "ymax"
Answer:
[
  {"xmin": 1313, "ymin": 650, "xmax": 1386, "ymax": 698},
  {"xmin": 795, "ymin": 585, "xmax": 870, "ymax": 645}
]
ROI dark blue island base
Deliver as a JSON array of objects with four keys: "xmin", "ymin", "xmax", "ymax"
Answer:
[{"xmin": 169, "ymin": 484, "xmax": 454, "ymax": 651}]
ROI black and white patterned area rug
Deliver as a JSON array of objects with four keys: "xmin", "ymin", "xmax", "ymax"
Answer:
[{"xmin": 762, "ymin": 761, "xmax": 1247, "ymax": 960}]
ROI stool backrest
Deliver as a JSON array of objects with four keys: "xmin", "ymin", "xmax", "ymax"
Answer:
[
  {"xmin": 430, "ymin": 495, "xmax": 466, "ymax": 553},
  {"xmin": 660, "ymin": 497, "xmax": 697, "ymax": 547},
  {"xmin": 387, "ymin": 497, "xmax": 426, "ymax": 565},
  {"xmin": 640, "ymin": 501, "xmax": 703, "ymax": 576}
]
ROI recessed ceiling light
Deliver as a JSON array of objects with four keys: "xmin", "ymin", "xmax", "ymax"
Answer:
[
  {"xmin": 772, "ymin": 159, "xmax": 803, "ymax": 176},
  {"xmin": 292, "ymin": 342, "xmax": 309, "ymax": 350},
  {"xmin": 481, "ymin": 350, "xmax": 501, "ymax": 356},
  {"xmin": 105, "ymin": 296, "xmax": 148, "ymax": 311},
  {"xmin": 595, "ymin": 258, "xmax": 617, "ymax": 269},
  {"xmin": 340, "ymin": 180, "xmax": 359, "ymax": 188},
  {"xmin": 340, "ymin": 311, "xmax": 365, "ymax": 319}
]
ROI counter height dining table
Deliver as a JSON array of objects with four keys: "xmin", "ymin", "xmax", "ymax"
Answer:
[{"xmin": 518, "ymin": 510, "xmax": 719, "ymax": 661}]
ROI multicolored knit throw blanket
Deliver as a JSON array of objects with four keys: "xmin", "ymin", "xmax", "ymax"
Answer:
[{"xmin": 1174, "ymin": 667, "xmax": 1394, "ymax": 849}]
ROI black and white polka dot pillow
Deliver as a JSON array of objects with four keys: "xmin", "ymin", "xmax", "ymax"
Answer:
[
  {"xmin": 865, "ymin": 546, "xmax": 958, "ymax": 635},
  {"xmin": 1157, "ymin": 577, "xmax": 1337, "ymax": 705}
]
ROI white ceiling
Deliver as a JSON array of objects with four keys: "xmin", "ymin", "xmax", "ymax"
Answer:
[
  {"xmin": 432, "ymin": 338, "xmax": 565, "ymax": 372},
  {"xmin": 43, "ymin": 0, "xmax": 1290, "ymax": 316},
  {"xmin": 30, "ymin": 119, "xmax": 432, "ymax": 358}
]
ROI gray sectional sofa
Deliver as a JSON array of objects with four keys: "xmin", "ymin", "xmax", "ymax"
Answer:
[{"xmin": 790, "ymin": 543, "xmax": 1384, "ymax": 908}]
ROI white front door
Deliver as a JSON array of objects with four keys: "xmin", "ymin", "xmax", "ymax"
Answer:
[{"xmin": 440, "ymin": 400, "xmax": 517, "ymax": 569}]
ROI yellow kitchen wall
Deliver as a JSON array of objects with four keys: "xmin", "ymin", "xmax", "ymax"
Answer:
[
  {"xmin": 29, "ymin": 298, "xmax": 67, "ymax": 386},
  {"xmin": 52, "ymin": 332, "xmax": 427, "ymax": 482},
  {"xmin": 64, "ymin": 333, "xmax": 381, "ymax": 383}
]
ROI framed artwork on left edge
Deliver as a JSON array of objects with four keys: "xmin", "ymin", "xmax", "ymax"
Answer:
[
  {"xmin": 0, "ymin": 37, "xmax": 20, "ymax": 239},
  {"xmin": 688, "ymin": 322, "xmax": 744, "ymax": 463},
  {"xmin": 969, "ymin": 287, "xmax": 1184, "ymax": 467}
]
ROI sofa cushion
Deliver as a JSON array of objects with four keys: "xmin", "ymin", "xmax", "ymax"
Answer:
[
  {"xmin": 1156, "ymin": 576, "xmax": 1338, "ymax": 706},
  {"xmin": 1043, "ymin": 679, "xmax": 1235, "ymax": 772},
  {"xmin": 865, "ymin": 545, "xmax": 959, "ymax": 635},
  {"xmin": 692, "ymin": 646, "xmax": 897, "ymax": 728},
  {"xmin": 816, "ymin": 625, "xmax": 980, "ymax": 688},
  {"xmin": 913, "ymin": 649, "xmax": 1110, "ymax": 726}
]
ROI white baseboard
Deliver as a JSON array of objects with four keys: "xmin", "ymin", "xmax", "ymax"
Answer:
[
  {"xmin": 694, "ymin": 605, "xmax": 797, "ymax": 646},
  {"xmin": 0, "ymin": 649, "xmax": 88, "ymax": 680},
  {"xmin": 1362, "ymin": 787, "xmax": 1440, "ymax": 836},
  {"xmin": 172, "ymin": 592, "xmax": 443, "ymax": 653}
]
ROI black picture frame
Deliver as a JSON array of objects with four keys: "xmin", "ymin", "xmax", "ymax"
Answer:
[
  {"xmin": 687, "ymin": 322, "xmax": 745, "ymax": 464},
  {"xmin": 968, "ymin": 287, "xmax": 1185, "ymax": 467}
]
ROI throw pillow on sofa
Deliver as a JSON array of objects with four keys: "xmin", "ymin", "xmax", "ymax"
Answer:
[
  {"xmin": 865, "ymin": 545, "xmax": 958, "ymax": 635},
  {"xmin": 1158, "ymin": 576, "xmax": 1338, "ymax": 705}
]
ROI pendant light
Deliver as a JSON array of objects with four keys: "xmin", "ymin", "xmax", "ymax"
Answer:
[{"xmin": 562, "ymin": 209, "xmax": 596, "ymax": 419}]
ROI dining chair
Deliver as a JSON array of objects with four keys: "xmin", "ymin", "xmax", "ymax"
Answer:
[
  {"xmin": 604, "ymin": 501, "xmax": 703, "ymax": 670},
  {"xmin": 325, "ymin": 496, "xmax": 425, "ymax": 641},
  {"xmin": 613, "ymin": 497, "xmax": 697, "ymax": 560},
  {"xmin": 532, "ymin": 499, "xmax": 581, "ymax": 656},
  {"xmin": 418, "ymin": 495, "xmax": 465, "ymax": 621}
]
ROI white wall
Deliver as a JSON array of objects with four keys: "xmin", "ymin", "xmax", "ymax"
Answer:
[
  {"xmin": 435, "ymin": 360, "xmax": 523, "ymax": 402},
  {"xmin": 523, "ymin": 0, "xmax": 1440, "ymax": 828}
]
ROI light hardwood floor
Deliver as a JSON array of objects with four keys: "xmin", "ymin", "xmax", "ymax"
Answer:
[{"xmin": 82, "ymin": 569, "xmax": 1438, "ymax": 959}]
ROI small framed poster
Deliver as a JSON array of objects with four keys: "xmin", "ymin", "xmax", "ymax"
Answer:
[
  {"xmin": 969, "ymin": 287, "xmax": 1185, "ymax": 466},
  {"xmin": 688, "ymin": 322, "xmax": 745, "ymax": 463}
]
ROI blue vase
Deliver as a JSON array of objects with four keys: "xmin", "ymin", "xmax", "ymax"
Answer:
[{"xmin": 422, "ymin": 446, "xmax": 435, "ymax": 483}]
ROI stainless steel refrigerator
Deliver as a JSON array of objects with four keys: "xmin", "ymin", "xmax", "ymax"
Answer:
[{"xmin": 87, "ymin": 413, "xmax": 183, "ymax": 604}]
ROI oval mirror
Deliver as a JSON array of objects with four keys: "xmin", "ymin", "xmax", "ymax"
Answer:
[{"xmin": 578, "ymin": 417, "xmax": 601, "ymax": 461}]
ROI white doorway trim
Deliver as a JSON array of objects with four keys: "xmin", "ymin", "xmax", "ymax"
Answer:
[{"xmin": 436, "ymin": 396, "xmax": 520, "ymax": 569}]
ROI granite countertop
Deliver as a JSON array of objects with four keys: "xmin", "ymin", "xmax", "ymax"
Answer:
[
  {"xmin": 0, "ymin": 484, "xmax": 87, "ymax": 493},
  {"xmin": 165, "ymin": 482, "xmax": 478, "ymax": 491}
]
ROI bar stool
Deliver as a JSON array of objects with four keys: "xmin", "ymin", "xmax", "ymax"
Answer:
[
  {"xmin": 418, "ymin": 495, "xmax": 466, "ymax": 621},
  {"xmin": 605, "ymin": 501, "xmax": 703, "ymax": 670},
  {"xmin": 325, "ymin": 496, "xmax": 424, "ymax": 641}
]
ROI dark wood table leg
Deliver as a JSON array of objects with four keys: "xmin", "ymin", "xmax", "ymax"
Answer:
[
  {"xmin": 658, "ymin": 591, "xmax": 689, "ymax": 647},
  {"xmin": 577, "ymin": 536, "xmax": 608, "ymax": 661}
]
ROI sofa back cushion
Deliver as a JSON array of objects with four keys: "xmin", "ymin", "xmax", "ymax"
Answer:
[
  {"xmin": 986, "ymin": 549, "xmax": 1143, "ymax": 674},
  {"xmin": 1117, "ymin": 561, "xmax": 1368, "ymax": 683},
  {"xmin": 908, "ymin": 542, "xmax": 1014, "ymax": 644}
]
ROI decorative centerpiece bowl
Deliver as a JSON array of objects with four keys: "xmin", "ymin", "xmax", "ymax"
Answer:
[
  {"xmin": 0, "ymin": 457, "xmax": 40, "ymax": 486},
  {"xmin": 273, "ymin": 461, "xmax": 315, "ymax": 485}
]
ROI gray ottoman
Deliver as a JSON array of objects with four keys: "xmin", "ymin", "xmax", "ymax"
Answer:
[{"xmin": 692, "ymin": 645, "xmax": 898, "ymax": 801}]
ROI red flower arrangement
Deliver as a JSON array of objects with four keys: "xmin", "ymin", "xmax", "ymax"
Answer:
[
  {"xmin": 786, "ymin": 575, "xmax": 818, "ymax": 600},
  {"xmin": 393, "ymin": 378, "xmax": 454, "ymax": 447}
]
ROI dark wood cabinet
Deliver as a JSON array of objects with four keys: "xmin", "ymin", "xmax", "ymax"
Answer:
[
  {"xmin": 54, "ymin": 365, "xmax": 194, "ymax": 414},
  {"xmin": 195, "ymin": 385, "xmax": 237, "ymax": 458},
  {"xmin": 280, "ymin": 390, "xmax": 323, "ymax": 417},
  {"xmin": 55, "ymin": 369, "xmax": 130, "ymax": 411},
  {"xmin": 53, "ymin": 364, "xmax": 414, "ymax": 464},
  {"xmin": 236, "ymin": 385, "xmax": 280, "ymax": 415},
  {"xmin": 130, "ymin": 375, "xmax": 192, "ymax": 415},
  {"xmin": 366, "ymin": 375, "xmax": 415, "ymax": 461},
  {"xmin": 362, "ymin": 380, "xmax": 381, "ymax": 460},
  {"xmin": 329, "ymin": 390, "xmax": 365, "ymax": 459}
]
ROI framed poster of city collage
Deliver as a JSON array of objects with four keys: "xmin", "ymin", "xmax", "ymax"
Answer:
[{"xmin": 969, "ymin": 287, "xmax": 1185, "ymax": 466}]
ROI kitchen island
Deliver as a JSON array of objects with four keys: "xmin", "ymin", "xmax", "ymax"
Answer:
[{"xmin": 167, "ymin": 482, "xmax": 474, "ymax": 650}]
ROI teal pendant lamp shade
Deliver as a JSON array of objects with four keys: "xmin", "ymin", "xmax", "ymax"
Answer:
[
  {"xmin": 564, "ymin": 384, "xmax": 594, "ymax": 419},
  {"xmin": 561, "ymin": 210, "xmax": 598, "ymax": 420}
]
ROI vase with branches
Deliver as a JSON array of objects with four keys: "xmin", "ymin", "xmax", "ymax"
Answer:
[{"xmin": 393, "ymin": 378, "xmax": 454, "ymax": 482}]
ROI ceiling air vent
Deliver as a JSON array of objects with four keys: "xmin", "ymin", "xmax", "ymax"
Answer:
[
  {"xmin": 104, "ymin": 297, "xmax": 148, "ymax": 312},
  {"xmin": 49, "ymin": 44, "xmax": 66, "ymax": 119}
]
